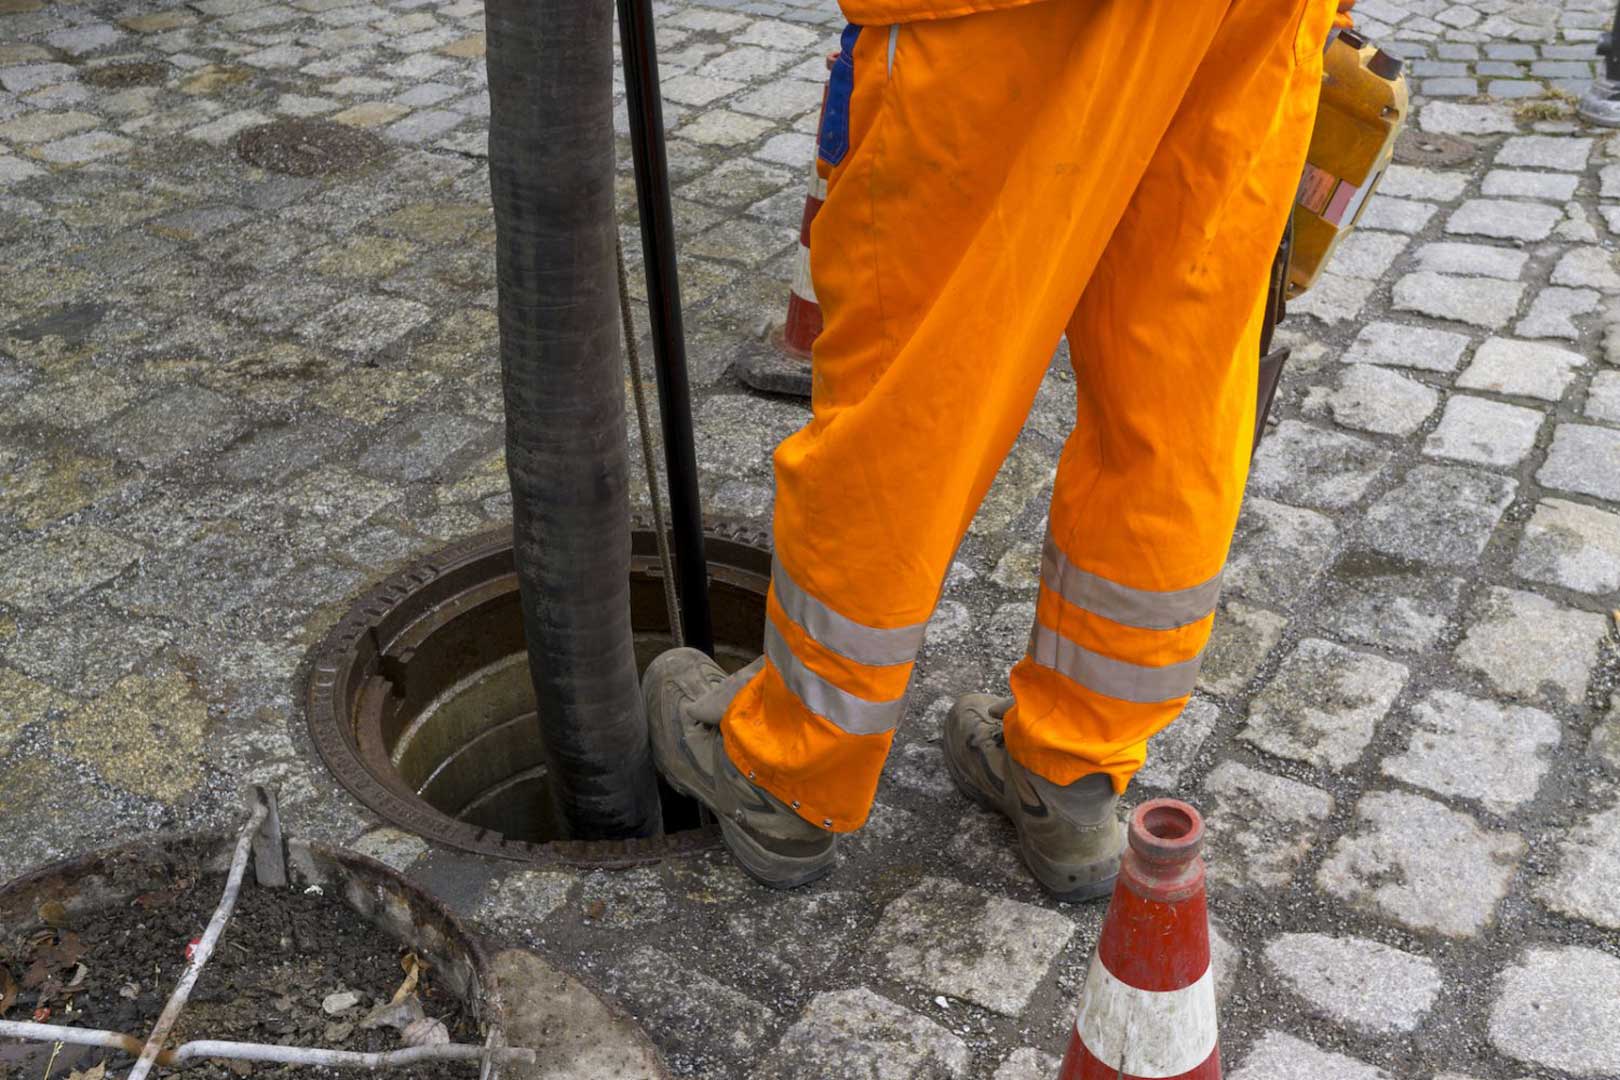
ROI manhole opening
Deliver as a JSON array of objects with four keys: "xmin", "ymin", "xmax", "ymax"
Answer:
[{"xmin": 307, "ymin": 520, "xmax": 773, "ymax": 866}]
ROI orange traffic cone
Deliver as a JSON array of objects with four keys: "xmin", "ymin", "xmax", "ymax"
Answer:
[
  {"xmin": 1058, "ymin": 799, "xmax": 1220, "ymax": 1080},
  {"xmin": 736, "ymin": 54, "xmax": 837, "ymax": 399}
]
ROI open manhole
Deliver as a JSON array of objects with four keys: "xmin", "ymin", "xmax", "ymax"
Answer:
[
  {"xmin": 236, "ymin": 118, "xmax": 388, "ymax": 178},
  {"xmin": 306, "ymin": 520, "xmax": 773, "ymax": 866}
]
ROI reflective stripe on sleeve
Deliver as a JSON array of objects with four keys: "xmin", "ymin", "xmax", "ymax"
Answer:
[
  {"xmin": 771, "ymin": 557, "xmax": 928, "ymax": 668},
  {"xmin": 1041, "ymin": 538, "xmax": 1221, "ymax": 631},
  {"xmin": 765, "ymin": 620, "xmax": 908, "ymax": 736},
  {"xmin": 1029, "ymin": 622, "xmax": 1203, "ymax": 704}
]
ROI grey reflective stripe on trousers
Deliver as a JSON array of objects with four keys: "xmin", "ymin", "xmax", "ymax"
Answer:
[
  {"xmin": 1029, "ymin": 623, "xmax": 1203, "ymax": 704},
  {"xmin": 771, "ymin": 557, "xmax": 928, "ymax": 668},
  {"xmin": 1041, "ymin": 538, "xmax": 1221, "ymax": 631},
  {"xmin": 764, "ymin": 621, "xmax": 908, "ymax": 735}
]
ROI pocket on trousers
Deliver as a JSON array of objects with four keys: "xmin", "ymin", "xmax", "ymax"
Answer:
[{"xmin": 819, "ymin": 24, "xmax": 861, "ymax": 167}]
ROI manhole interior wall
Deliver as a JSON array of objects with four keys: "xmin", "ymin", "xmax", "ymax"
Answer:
[{"xmin": 306, "ymin": 521, "xmax": 772, "ymax": 865}]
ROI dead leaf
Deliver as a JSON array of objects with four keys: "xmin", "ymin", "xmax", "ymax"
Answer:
[
  {"xmin": 37, "ymin": 902, "xmax": 69, "ymax": 929},
  {"xmin": 0, "ymin": 966, "xmax": 16, "ymax": 1015},
  {"xmin": 64, "ymin": 964, "xmax": 87, "ymax": 991},
  {"xmin": 66, "ymin": 1062, "xmax": 106, "ymax": 1080},
  {"xmin": 20, "ymin": 960, "xmax": 49, "ymax": 990},
  {"xmin": 323, "ymin": 1022, "xmax": 354, "ymax": 1043},
  {"xmin": 389, "ymin": 954, "xmax": 421, "ymax": 1006},
  {"xmin": 400, "ymin": 1017, "xmax": 449, "ymax": 1047}
]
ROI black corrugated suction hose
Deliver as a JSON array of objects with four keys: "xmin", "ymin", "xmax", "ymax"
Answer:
[{"xmin": 483, "ymin": 0, "xmax": 662, "ymax": 840}]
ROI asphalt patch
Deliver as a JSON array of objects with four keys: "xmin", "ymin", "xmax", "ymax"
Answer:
[
  {"xmin": 80, "ymin": 62, "xmax": 169, "ymax": 88},
  {"xmin": 236, "ymin": 119, "xmax": 388, "ymax": 179}
]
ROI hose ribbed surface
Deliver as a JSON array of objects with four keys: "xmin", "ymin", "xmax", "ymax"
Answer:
[{"xmin": 484, "ymin": 0, "xmax": 661, "ymax": 839}]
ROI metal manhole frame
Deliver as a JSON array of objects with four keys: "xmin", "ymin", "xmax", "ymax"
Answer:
[{"xmin": 304, "ymin": 517, "xmax": 777, "ymax": 868}]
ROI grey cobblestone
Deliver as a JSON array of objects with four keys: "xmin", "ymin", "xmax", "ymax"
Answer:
[
  {"xmin": 1457, "ymin": 337, "xmax": 1584, "ymax": 400},
  {"xmin": 1490, "ymin": 948, "xmax": 1620, "ymax": 1075},
  {"xmin": 1516, "ymin": 284, "xmax": 1600, "ymax": 338},
  {"xmin": 1540, "ymin": 422, "xmax": 1620, "ymax": 499},
  {"xmin": 1230, "ymin": 1033, "xmax": 1390, "ymax": 1080},
  {"xmin": 1364, "ymin": 463, "xmax": 1518, "ymax": 565},
  {"xmin": 1202, "ymin": 761, "xmax": 1335, "ymax": 889},
  {"xmin": 1424, "ymin": 394, "xmax": 1545, "ymax": 466},
  {"xmin": 1240, "ymin": 638, "xmax": 1408, "ymax": 768},
  {"xmin": 1381, "ymin": 689, "xmax": 1560, "ymax": 813},
  {"xmin": 1515, "ymin": 497, "xmax": 1620, "ymax": 593},
  {"xmin": 1456, "ymin": 586, "xmax": 1608, "ymax": 704},
  {"xmin": 1393, "ymin": 270, "xmax": 1526, "ymax": 327},
  {"xmin": 1319, "ymin": 791, "xmax": 1524, "ymax": 938},
  {"xmin": 1262, "ymin": 934, "xmax": 1440, "ymax": 1034}
]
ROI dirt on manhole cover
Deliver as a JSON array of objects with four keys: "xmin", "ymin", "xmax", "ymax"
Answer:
[
  {"xmin": 80, "ymin": 61, "xmax": 169, "ymax": 87},
  {"xmin": 236, "ymin": 118, "xmax": 387, "ymax": 178},
  {"xmin": 1393, "ymin": 128, "xmax": 1476, "ymax": 168}
]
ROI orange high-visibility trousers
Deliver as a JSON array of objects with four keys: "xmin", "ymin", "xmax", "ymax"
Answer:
[{"xmin": 721, "ymin": 0, "xmax": 1336, "ymax": 833}]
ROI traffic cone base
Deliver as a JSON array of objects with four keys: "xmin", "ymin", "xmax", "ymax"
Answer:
[{"xmin": 1058, "ymin": 799, "xmax": 1221, "ymax": 1080}]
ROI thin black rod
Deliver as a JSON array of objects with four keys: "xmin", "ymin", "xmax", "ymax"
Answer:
[{"xmin": 617, "ymin": 0, "xmax": 715, "ymax": 657}]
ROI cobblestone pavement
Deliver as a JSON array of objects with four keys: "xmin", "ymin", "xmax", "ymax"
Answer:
[{"xmin": 3, "ymin": 0, "xmax": 1620, "ymax": 1075}]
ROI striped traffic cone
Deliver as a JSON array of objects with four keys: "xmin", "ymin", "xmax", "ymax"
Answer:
[
  {"xmin": 1058, "ymin": 799, "xmax": 1220, "ymax": 1080},
  {"xmin": 735, "ymin": 54, "xmax": 837, "ymax": 399}
]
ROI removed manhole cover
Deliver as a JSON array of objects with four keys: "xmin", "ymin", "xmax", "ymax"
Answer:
[
  {"xmin": 80, "ymin": 61, "xmax": 168, "ymax": 87},
  {"xmin": 305, "ymin": 520, "xmax": 774, "ymax": 866},
  {"xmin": 1393, "ymin": 128, "xmax": 1476, "ymax": 167},
  {"xmin": 236, "ymin": 118, "xmax": 387, "ymax": 178}
]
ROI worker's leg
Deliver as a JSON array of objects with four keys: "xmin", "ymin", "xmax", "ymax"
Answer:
[
  {"xmin": 718, "ymin": 0, "xmax": 1300, "ymax": 833},
  {"xmin": 1003, "ymin": 0, "xmax": 1334, "ymax": 790}
]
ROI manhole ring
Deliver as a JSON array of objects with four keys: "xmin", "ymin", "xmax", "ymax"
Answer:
[
  {"xmin": 80, "ymin": 61, "xmax": 168, "ymax": 88},
  {"xmin": 305, "ymin": 518, "xmax": 775, "ymax": 867},
  {"xmin": 1393, "ymin": 128, "xmax": 1476, "ymax": 168},
  {"xmin": 236, "ymin": 118, "xmax": 388, "ymax": 178}
]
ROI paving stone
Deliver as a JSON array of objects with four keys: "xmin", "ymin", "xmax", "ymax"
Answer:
[
  {"xmin": 1418, "ymin": 101, "xmax": 1516, "ymax": 134},
  {"xmin": 0, "ymin": 63, "xmax": 75, "ymax": 93},
  {"xmin": 1539, "ymin": 793, "xmax": 1620, "ymax": 929},
  {"xmin": 475, "ymin": 868, "xmax": 576, "ymax": 930},
  {"xmin": 596, "ymin": 946, "xmax": 775, "ymax": 1073},
  {"xmin": 1379, "ymin": 163, "xmax": 1468, "ymax": 201},
  {"xmin": 993, "ymin": 1048, "xmax": 1061, "ymax": 1080},
  {"xmin": 1223, "ymin": 498, "xmax": 1338, "ymax": 608},
  {"xmin": 1496, "ymin": 133, "xmax": 1594, "ymax": 170},
  {"xmin": 662, "ymin": 72, "xmax": 746, "ymax": 107},
  {"xmin": 726, "ymin": 890, "xmax": 865, "ymax": 985},
  {"xmin": 95, "ymin": 386, "xmax": 243, "ymax": 469},
  {"xmin": 36, "ymin": 130, "xmax": 135, "ymax": 164},
  {"xmin": 1230, "ymin": 1032, "xmax": 1390, "ymax": 1080},
  {"xmin": 1424, "ymin": 394, "xmax": 1544, "ymax": 467},
  {"xmin": 1412, "ymin": 240, "xmax": 1528, "ymax": 280},
  {"xmin": 331, "ymin": 100, "xmax": 409, "ymax": 127},
  {"xmin": 1392, "ymin": 271, "xmax": 1525, "ymax": 327},
  {"xmin": 1241, "ymin": 638, "xmax": 1407, "ymax": 769},
  {"xmin": 1481, "ymin": 169, "xmax": 1580, "ymax": 200},
  {"xmin": 1324, "ymin": 364, "xmax": 1440, "ymax": 435},
  {"xmin": 678, "ymin": 108, "xmax": 774, "ymax": 147},
  {"xmin": 186, "ymin": 108, "xmax": 270, "ymax": 144},
  {"xmin": 1201, "ymin": 602, "xmax": 1285, "ymax": 698},
  {"xmin": 384, "ymin": 107, "xmax": 461, "ymax": 143},
  {"xmin": 355, "ymin": 411, "xmax": 489, "ymax": 483},
  {"xmin": 732, "ymin": 78, "xmax": 823, "ymax": 119},
  {"xmin": 1446, "ymin": 198, "xmax": 1562, "ymax": 241},
  {"xmin": 348, "ymin": 826, "xmax": 429, "ymax": 871},
  {"xmin": 871, "ymin": 876, "xmax": 1073, "ymax": 1016},
  {"xmin": 1587, "ymin": 369, "xmax": 1620, "ymax": 422},
  {"xmin": 1515, "ymin": 497, "xmax": 1620, "ymax": 594},
  {"xmin": 1341, "ymin": 320, "xmax": 1470, "ymax": 372},
  {"xmin": 1364, "ymin": 464, "xmax": 1517, "ymax": 566},
  {"xmin": 299, "ymin": 293, "xmax": 433, "ymax": 352},
  {"xmin": 1456, "ymin": 586, "xmax": 1608, "ymax": 705},
  {"xmin": 60, "ymin": 670, "xmax": 211, "ymax": 802},
  {"xmin": 1551, "ymin": 245, "xmax": 1620, "ymax": 291},
  {"xmin": 0, "ymin": 153, "xmax": 42, "ymax": 184},
  {"xmin": 1516, "ymin": 285, "xmax": 1600, "ymax": 338},
  {"xmin": 1540, "ymin": 423, "xmax": 1620, "ymax": 500},
  {"xmin": 1330, "ymin": 230, "xmax": 1408, "ymax": 279},
  {"xmin": 1283, "ymin": 271, "xmax": 1377, "ymax": 324},
  {"xmin": 1319, "ymin": 790, "xmax": 1524, "ymax": 938},
  {"xmin": 1262, "ymin": 934, "xmax": 1440, "ymax": 1033},
  {"xmin": 755, "ymin": 988, "xmax": 969, "ymax": 1080},
  {"xmin": 0, "ymin": 109, "xmax": 98, "ymax": 144},
  {"xmin": 1136, "ymin": 695, "xmax": 1219, "ymax": 789},
  {"xmin": 1201, "ymin": 762, "xmax": 1334, "ymax": 889},
  {"xmin": 1382, "ymin": 689, "xmax": 1560, "ymax": 814},
  {"xmin": 44, "ymin": 23, "xmax": 125, "ymax": 56},
  {"xmin": 1356, "ymin": 195, "xmax": 1436, "ymax": 234},
  {"xmin": 1490, "ymin": 947, "xmax": 1620, "ymax": 1076},
  {"xmin": 1457, "ymin": 337, "xmax": 1583, "ymax": 401},
  {"xmin": 1249, "ymin": 420, "xmax": 1394, "ymax": 509},
  {"xmin": 1315, "ymin": 551, "xmax": 1465, "ymax": 652}
]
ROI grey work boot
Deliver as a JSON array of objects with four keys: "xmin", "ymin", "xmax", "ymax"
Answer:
[
  {"xmin": 642, "ymin": 648, "xmax": 836, "ymax": 889},
  {"xmin": 944, "ymin": 694, "xmax": 1124, "ymax": 901}
]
